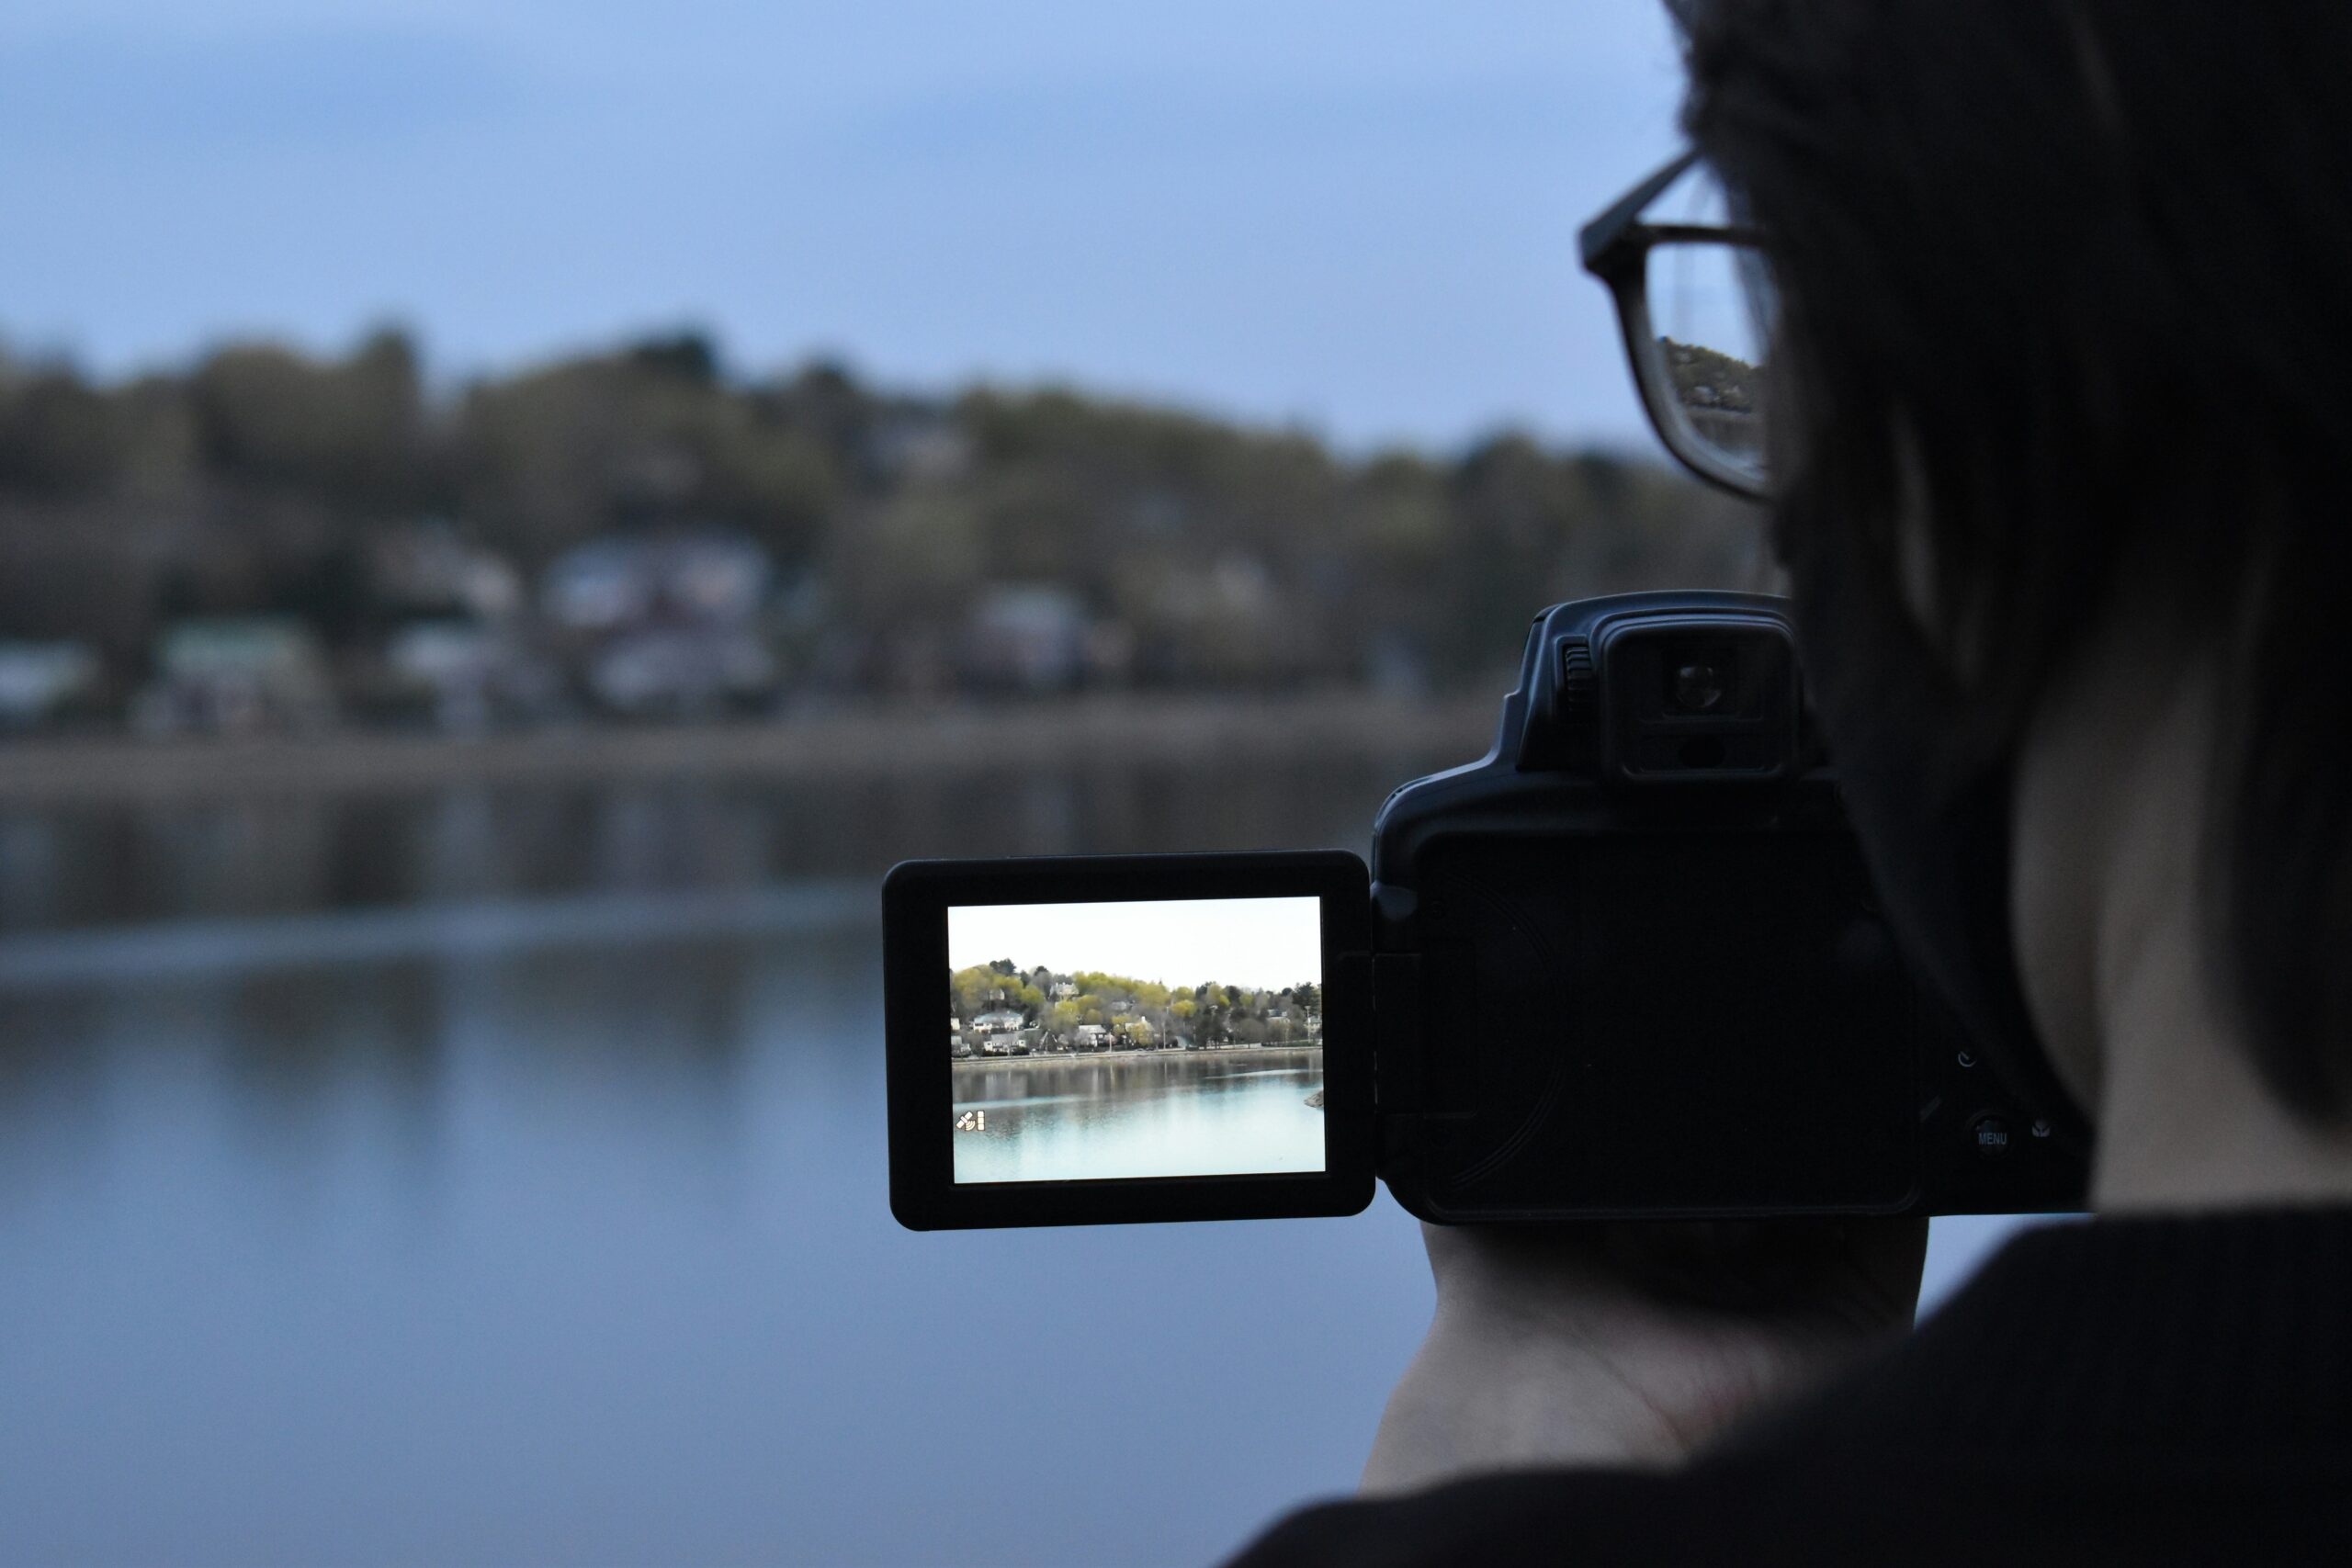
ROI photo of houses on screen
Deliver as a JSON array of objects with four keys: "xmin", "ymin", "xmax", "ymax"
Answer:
[
  {"xmin": 950, "ymin": 965, "xmax": 1320, "ymax": 1057},
  {"xmin": 947, "ymin": 897, "xmax": 1328, "ymax": 1183}
]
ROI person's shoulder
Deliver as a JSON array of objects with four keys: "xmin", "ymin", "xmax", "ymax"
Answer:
[{"xmin": 1222, "ymin": 1455, "xmax": 2352, "ymax": 1568}]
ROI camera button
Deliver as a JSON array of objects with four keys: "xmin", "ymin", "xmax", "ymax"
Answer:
[{"xmin": 1967, "ymin": 1112, "xmax": 2013, "ymax": 1159}]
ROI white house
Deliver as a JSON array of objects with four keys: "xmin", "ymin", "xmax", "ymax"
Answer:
[
  {"xmin": 0, "ymin": 642, "xmax": 99, "ymax": 729},
  {"xmin": 134, "ymin": 618, "xmax": 334, "ymax": 736},
  {"xmin": 541, "ymin": 531, "xmax": 778, "ymax": 716}
]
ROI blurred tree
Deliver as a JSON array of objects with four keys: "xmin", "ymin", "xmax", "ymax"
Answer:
[
  {"xmin": 0, "ymin": 325, "xmax": 1758, "ymax": 716},
  {"xmin": 0, "ymin": 366, "xmax": 122, "ymax": 495},
  {"xmin": 190, "ymin": 328, "xmax": 426, "ymax": 508},
  {"xmin": 626, "ymin": 332, "xmax": 721, "ymax": 387}
]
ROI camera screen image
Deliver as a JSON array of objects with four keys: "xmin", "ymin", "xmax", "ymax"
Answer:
[{"xmin": 947, "ymin": 897, "xmax": 1327, "ymax": 1184}]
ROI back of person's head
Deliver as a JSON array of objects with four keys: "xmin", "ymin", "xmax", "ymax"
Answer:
[{"xmin": 1674, "ymin": 0, "xmax": 2352, "ymax": 1123}]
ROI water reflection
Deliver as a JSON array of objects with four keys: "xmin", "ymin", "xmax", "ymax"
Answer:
[
  {"xmin": 0, "ymin": 752, "xmax": 2037, "ymax": 1565},
  {"xmin": 0, "ymin": 751, "xmax": 1455, "ymax": 932},
  {"xmin": 0, "ymin": 920, "xmax": 1439, "ymax": 1566},
  {"xmin": 954, "ymin": 1049, "xmax": 1328, "ymax": 1182},
  {"xmin": 0, "ymin": 754, "xmax": 1457, "ymax": 1566}
]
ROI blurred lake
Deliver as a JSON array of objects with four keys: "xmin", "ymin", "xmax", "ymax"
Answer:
[{"xmin": 0, "ymin": 740, "xmax": 2036, "ymax": 1566}]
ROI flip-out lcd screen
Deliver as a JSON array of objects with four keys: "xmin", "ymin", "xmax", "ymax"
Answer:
[{"xmin": 884, "ymin": 852, "xmax": 1371, "ymax": 1230}]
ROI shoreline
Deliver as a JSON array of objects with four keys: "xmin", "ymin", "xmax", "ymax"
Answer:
[
  {"xmin": 952, "ymin": 1043, "xmax": 1324, "ymax": 1068},
  {"xmin": 0, "ymin": 694, "xmax": 1492, "ymax": 806}
]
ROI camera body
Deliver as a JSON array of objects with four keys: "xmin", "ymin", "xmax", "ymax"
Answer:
[
  {"xmin": 883, "ymin": 592, "xmax": 2086, "ymax": 1230},
  {"xmin": 1367, "ymin": 591, "xmax": 2083, "ymax": 1223}
]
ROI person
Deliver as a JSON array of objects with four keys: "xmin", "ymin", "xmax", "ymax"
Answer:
[{"xmin": 1228, "ymin": 2, "xmax": 2352, "ymax": 1562}]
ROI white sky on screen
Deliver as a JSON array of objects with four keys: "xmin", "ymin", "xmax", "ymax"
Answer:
[{"xmin": 948, "ymin": 897, "xmax": 1320, "ymax": 993}]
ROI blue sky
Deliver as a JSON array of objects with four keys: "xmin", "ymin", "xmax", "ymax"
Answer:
[{"xmin": 0, "ymin": 2, "xmax": 1690, "ymax": 450}]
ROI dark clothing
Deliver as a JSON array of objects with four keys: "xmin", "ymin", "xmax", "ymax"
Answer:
[{"xmin": 1228, "ymin": 1209, "xmax": 2352, "ymax": 1565}]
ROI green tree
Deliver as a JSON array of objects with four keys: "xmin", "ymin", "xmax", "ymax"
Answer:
[{"xmin": 950, "ymin": 965, "xmax": 996, "ymax": 1017}]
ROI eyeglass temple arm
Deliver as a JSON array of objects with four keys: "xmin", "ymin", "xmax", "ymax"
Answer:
[{"xmin": 1578, "ymin": 148, "xmax": 1701, "ymax": 274}]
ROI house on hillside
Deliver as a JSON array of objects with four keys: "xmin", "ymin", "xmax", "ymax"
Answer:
[
  {"xmin": 379, "ymin": 621, "xmax": 557, "ymax": 733},
  {"xmin": 133, "ymin": 618, "xmax": 334, "ymax": 736},
  {"xmin": 370, "ymin": 523, "xmax": 523, "ymax": 624},
  {"xmin": 865, "ymin": 406, "xmax": 972, "ymax": 483},
  {"xmin": 541, "ymin": 531, "xmax": 778, "ymax": 716},
  {"xmin": 971, "ymin": 1010, "xmax": 1027, "ymax": 1054},
  {"xmin": 0, "ymin": 642, "xmax": 101, "ymax": 730},
  {"xmin": 358, "ymin": 524, "xmax": 551, "ymax": 730},
  {"xmin": 962, "ymin": 585, "xmax": 1087, "ymax": 693}
]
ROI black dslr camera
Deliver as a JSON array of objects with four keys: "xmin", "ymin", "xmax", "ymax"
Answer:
[{"xmin": 885, "ymin": 592, "xmax": 2086, "ymax": 1229}]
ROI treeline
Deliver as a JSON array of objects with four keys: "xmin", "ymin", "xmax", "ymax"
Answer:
[
  {"xmin": 952, "ymin": 957, "xmax": 1319, "ymax": 1050},
  {"xmin": 0, "ymin": 326, "xmax": 1766, "ymax": 713}
]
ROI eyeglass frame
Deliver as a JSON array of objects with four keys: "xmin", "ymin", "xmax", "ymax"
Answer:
[{"xmin": 1578, "ymin": 149, "xmax": 1772, "ymax": 501}]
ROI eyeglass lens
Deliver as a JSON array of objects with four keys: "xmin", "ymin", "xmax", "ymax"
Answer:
[{"xmin": 1645, "ymin": 238, "xmax": 1771, "ymax": 486}]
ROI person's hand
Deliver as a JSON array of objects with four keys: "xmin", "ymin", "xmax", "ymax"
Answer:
[{"xmin": 1359, "ymin": 1217, "xmax": 1928, "ymax": 1495}]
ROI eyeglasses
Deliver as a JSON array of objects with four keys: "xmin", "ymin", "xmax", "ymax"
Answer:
[{"xmin": 1579, "ymin": 150, "xmax": 1774, "ymax": 500}]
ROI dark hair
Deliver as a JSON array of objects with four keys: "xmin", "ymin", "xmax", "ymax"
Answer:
[{"xmin": 1677, "ymin": 0, "xmax": 2352, "ymax": 1118}]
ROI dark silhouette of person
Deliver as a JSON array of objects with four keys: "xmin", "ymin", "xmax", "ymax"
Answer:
[{"xmin": 1231, "ymin": 3, "xmax": 2352, "ymax": 1562}]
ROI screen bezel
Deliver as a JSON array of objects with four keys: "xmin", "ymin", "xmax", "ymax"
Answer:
[{"xmin": 884, "ymin": 851, "xmax": 1374, "ymax": 1230}]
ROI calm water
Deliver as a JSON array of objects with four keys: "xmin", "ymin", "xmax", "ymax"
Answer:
[
  {"xmin": 0, "ymin": 752, "xmax": 2035, "ymax": 1565},
  {"xmin": 953, "ymin": 1049, "xmax": 1328, "ymax": 1183},
  {"xmin": 0, "ymin": 754, "xmax": 1451, "ymax": 933}
]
